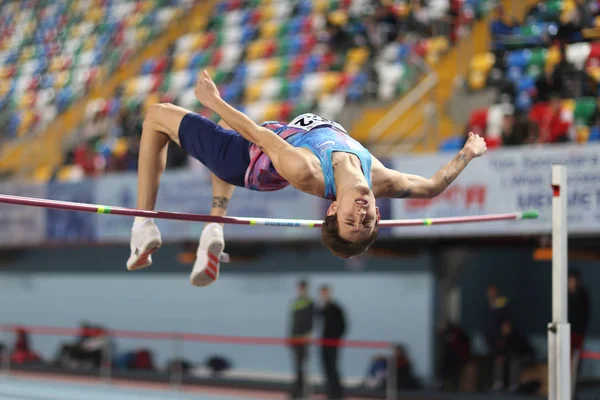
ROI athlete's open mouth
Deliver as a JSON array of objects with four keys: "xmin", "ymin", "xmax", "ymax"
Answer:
[{"xmin": 355, "ymin": 199, "xmax": 368, "ymax": 207}]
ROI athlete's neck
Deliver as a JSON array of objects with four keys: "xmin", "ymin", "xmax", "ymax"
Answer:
[{"xmin": 332, "ymin": 152, "xmax": 368, "ymax": 197}]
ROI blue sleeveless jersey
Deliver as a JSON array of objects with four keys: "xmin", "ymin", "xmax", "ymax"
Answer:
[{"xmin": 244, "ymin": 114, "xmax": 372, "ymax": 200}]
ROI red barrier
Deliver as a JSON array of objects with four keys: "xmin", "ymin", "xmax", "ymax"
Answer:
[
  {"xmin": 581, "ymin": 351, "xmax": 600, "ymax": 360},
  {"xmin": 0, "ymin": 324, "xmax": 391, "ymax": 349}
]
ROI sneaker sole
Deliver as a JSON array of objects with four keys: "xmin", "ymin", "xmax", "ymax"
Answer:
[
  {"xmin": 190, "ymin": 240, "xmax": 224, "ymax": 287},
  {"xmin": 127, "ymin": 238, "xmax": 162, "ymax": 271}
]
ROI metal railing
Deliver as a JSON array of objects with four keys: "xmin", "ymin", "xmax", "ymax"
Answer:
[
  {"xmin": 367, "ymin": 56, "xmax": 439, "ymax": 155},
  {"xmin": 0, "ymin": 324, "xmax": 398, "ymax": 400}
]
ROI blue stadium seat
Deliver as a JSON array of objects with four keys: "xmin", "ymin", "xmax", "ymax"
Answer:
[{"xmin": 439, "ymin": 136, "xmax": 465, "ymax": 152}]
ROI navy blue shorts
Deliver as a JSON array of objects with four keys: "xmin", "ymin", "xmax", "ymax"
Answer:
[{"xmin": 178, "ymin": 113, "xmax": 251, "ymax": 187}]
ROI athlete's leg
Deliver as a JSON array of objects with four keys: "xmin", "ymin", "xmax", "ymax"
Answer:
[
  {"xmin": 127, "ymin": 103, "xmax": 190, "ymax": 271},
  {"xmin": 137, "ymin": 103, "xmax": 187, "ymax": 210},
  {"xmin": 190, "ymin": 173, "xmax": 235, "ymax": 286}
]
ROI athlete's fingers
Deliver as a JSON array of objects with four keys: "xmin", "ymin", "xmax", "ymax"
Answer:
[{"xmin": 203, "ymin": 69, "xmax": 211, "ymax": 80}]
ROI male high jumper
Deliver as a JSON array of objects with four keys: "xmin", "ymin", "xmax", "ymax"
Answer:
[{"xmin": 127, "ymin": 71, "xmax": 487, "ymax": 286}]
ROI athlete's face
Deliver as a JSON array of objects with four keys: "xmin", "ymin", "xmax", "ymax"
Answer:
[{"xmin": 327, "ymin": 185, "xmax": 380, "ymax": 242}]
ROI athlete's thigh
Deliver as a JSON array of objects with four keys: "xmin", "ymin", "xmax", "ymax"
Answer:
[{"xmin": 147, "ymin": 103, "xmax": 191, "ymax": 145}]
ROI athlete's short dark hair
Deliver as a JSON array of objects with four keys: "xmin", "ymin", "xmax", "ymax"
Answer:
[{"xmin": 320, "ymin": 214, "xmax": 379, "ymax": 258}]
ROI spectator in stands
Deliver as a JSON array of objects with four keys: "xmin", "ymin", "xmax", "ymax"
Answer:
[
  {"xmin": 535, "ymin": 67, "xmax": 559, "ymax": 103},
  {"xmin": 11, "ymin": 328, "xmax": 42, "ymax": 365},
  {"xmin": 537, "ymin": 93, "xmax": 571, "ymax": 143},
  {"xmin": 589, "ymin": 97, "xmax": 600, "ymax": 129},
  {"xmin": 406, "ymin": 0, "xmax": 432, "ymax": 37},
  {"xmin": 552, "ymin": 45, "xmax": 579, "ymax": 98},
  {"xmin": 319, "ymin": 284, "xmax": 347, "ymax": 400},
  {"xmin": 568, "ymin": 270, "xmax": 591, "ymax": 357},
  {"xmin": 288, "ymin": 280, "xmax": 314, "ymax": 400},
  {"xmin": 438, "ymin": 321, "xmax": 471, "ymax": 391},
  {"xmin": 489, "ymin": 6, "xmax": 518, "ymax": 54},
  {"xmin": 492, "ymin": 320, "xmax": 535, "ymax": 392},
  {"xmin": 392, "ymin": 344, "xmax": 422, "ymax": 390},
  {"xmin": 55, "ymin": 323, "xmax": 109, "ymax": 370}
]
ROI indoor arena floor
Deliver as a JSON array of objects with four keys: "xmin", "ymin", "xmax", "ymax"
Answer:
[{"xmin": 0, "ymin": 375, "xmax": 286, "ymax": 400}]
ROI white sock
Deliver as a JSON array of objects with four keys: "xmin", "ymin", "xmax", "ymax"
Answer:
[{"xmin": 133, "ymin": 217, "xmax": 153, "ymax": 229}]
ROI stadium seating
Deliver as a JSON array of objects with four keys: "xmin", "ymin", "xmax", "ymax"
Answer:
[
  {"xmin": 458, "ymin": 0, "xmax": 600, "ymax": 149},
  {"xmin": 45, "ymin": 0, "xmax": 459, "ymax": 180},
  {"xmin": 0, "ymin": 0, "xmax": 193, "ymax": 145}
]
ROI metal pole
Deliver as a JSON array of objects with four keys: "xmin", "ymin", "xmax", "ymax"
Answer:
[
  {"xmin": 1, "ymin": 327, "xmax": 11, "ymax": 378},
  {"xmin": 302, "ymin": 339, "xmax": 310, "ymax": 400},
  {"xmin": 550, "ymin": 164, "xmax": 570, "ymax": 400},
  {"xmin": 548, "ymin": 323, "xmax": 557, "ymax": 400},
  {"xmin": 387, "ymin": 345, "xmax": 397, "ymax": 400},
  {"xmin": 170, "ymin": 333, "xmax": 183, "ymax": 391}
]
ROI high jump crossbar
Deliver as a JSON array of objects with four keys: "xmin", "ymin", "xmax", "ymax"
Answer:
[{"xmin": 0, "ymin": 193, "xmax": 539, "ymax": 228}]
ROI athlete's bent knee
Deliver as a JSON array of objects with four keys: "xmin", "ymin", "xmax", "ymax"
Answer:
[{"xmin": 144, "ymin": 103, "xmax": 180, "ymax": 142}]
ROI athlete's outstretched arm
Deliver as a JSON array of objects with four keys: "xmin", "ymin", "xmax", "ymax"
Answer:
[
  {"xmin": 375, "ymin": 133, "xmax": 487, "ymax": 199},
  {"xmin": 194, "ymin": 70, "xmax": 291, "ymax": 157}
]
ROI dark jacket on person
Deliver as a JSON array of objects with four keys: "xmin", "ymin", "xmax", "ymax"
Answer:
[
  {"xmin": 482, "ymin": 297, "xmax": 511, "ymax": 346},
  {"xmin": 321, "ymin": 302, "xmax": 347, "ymax": 339},
  {"xmin": 569, "ymin": 286, "xmax": 591, "ymax": 335},
  {"xmin": 290, "ymin": 296, "xmax": 314, "ymax": 337}
]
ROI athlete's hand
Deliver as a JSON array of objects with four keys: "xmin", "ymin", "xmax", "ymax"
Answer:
[
  {"xmin": 194, "ymin": 70, "xmax": 221, "ymax": 108},
  {"xmin": 463, "ymin": 132, "xmax": 487, "ymax": 158}
]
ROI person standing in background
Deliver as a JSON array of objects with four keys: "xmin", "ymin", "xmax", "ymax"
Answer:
[
  {"xmin": 481, "ymin": 283, "xmax": 511, "ymax": 388},
  {"xmin": 319, "ymin": 285, "xmax": 347, "ymax": 400},
  {"xmin": 288, "ymin": 280, "xmax": 314, "ymax": 400},
  {"xmin": 568, "ymin": 270, "xmax": 591, "ymax": 357}
]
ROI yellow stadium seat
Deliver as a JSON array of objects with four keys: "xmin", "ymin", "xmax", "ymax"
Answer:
[
  {"xmin": 346, "ymin": 47, "xmax": 369, "ymax": 67},
  {"xmin": 322, "ymin": 72, "xmax": 341, "ymax": 94},
  {"xmin": 546, "ymin": 46, "xmax": 561, "ymax": 69},
  {"xmin": 20, "ymin": 46, "xmax": 35, "ymax": 61},
  {"xmin": 429, "ymin": 36, "xmax": 449, "ymax": 53},
  {"xmin": 57, "ymin": 166, "xmax": 78, "ymax": 182},
  {"xmin": 173, "ymin": 53, "xmax": 191, "ymax": 70},
  {"xmin": 588, "ymin": 66, "xmax": 600, "ymax": 82},
  {"xmin": 260, "ymin": 21, "xmax": 279, "ymax": 38},
  {"xmin": 83, "ymin": 37, "xmax": 96, "ymax": 52},
  {"xmin": 247, "ymin": 40, "xmax": 267, "ymax": 60},
  {"xmin": 135, "ymin": 27, "xmax": 150, "ymax": 43},
  {"xmin": 595, "ymin": 16, "xmax": 600, "ymax": 27},
  {"xmin": 113, "ymin": 138, "xmax": 130, "ymax": 158},
  {"xmin": 245, "ymin": 82, "xmax": 263, "ymax": 102},
  {"xmin": 124, "ymin": 79, "xmax": 139, "ymax": 96},
  {"xmin": 86, "ymin": 7, "xmax": 104, "ymax": 23},
  {"xmin": 192, "ymin": 33, "xmax": 206, "ymax": 49},
  {"xmin": 260, "ymin": 5, "xmax": 275, "ymax": 21},
  {"xmin": 263, "ymin": 102, "xmax": 282, "ymax": 121},
  {"xmin": 329, "ymin": 10, "xmax": 348, "ymax": 26},
  {"xmin": 33, "ymin": 166, "xmax": 52, "ymax": 183},
  {"xmin": 19, "ymin": 92, "xmax": 36, "ymax": 108},
  {"xmin": 577, "ymin": 125, "xmax": 590, "ymax": 143},
  {"xmin": 54, "ymin": 71, "xmax": 70, "ymax": 88},
  {"xmin": 50, "ymin": 57, "xmax": 64, "ymax": 72},
  {"xmin": 469, "ymin": 53, "xmax": 495, "ymax": 74},
  {"xmin": 562, "ymin": 99, "xmax": 576, "ymax": 112},
  {"xmin": 264, "ymin": 58, "xmax": 281, "ymax": 78},
  {"xmin": 314, "ymin": 0, "xmax": 328, "ymax": 13},
  {"xmin": 468, "ymin": 71, "xmax": 486, "ymax": 90}
]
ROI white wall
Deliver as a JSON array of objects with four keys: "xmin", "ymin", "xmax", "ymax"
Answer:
[{"xmin": 0, "ymin": 270, "xmax": 434, "ymax": 379}]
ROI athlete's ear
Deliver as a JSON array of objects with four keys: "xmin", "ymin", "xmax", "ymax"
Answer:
[
  {"xmin": 375, "ymin": 206, "xmax": 381, "ymax": 221},
  {"xmin": 327, "ymin": 202, "xmax": 338, "ymax": 216}
]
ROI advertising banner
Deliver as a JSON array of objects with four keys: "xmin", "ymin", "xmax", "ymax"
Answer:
[
  {"xmin": 391, "ymin": 144, "xmax": 600, "ymax": 236},
  {"xmin": 0, "ymin": 181, "xmax": 46, "ymax": 246}
]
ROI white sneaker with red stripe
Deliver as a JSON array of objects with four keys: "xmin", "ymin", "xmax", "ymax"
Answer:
[
  {"xmin": 126, "ymin": 219, "xmax": 162, "ymax": 271},
  {"xmin": 190, "ymin": 223, "xmax": 229, "ymax": 287}
]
